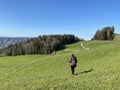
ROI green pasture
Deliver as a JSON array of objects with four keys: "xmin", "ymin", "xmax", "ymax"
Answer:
[{"xmin": 0, "ymin": 35, "xmax": 120, "ymax": 90}]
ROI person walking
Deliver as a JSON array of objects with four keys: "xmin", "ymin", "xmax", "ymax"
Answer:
[{"xmin": 69, "ymin": 54, "xmax": 77, "ymax": 75}]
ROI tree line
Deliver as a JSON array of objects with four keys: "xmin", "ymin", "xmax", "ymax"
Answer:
[
  {"xmin": 0, "ymin": 34, "xmax": 82, "ymax": 56},
  {"xmin": 92, "ymin": 26, "xmax": 114, "ymax": 40}
]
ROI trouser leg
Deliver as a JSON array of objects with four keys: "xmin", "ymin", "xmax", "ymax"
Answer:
[{"xmin": 71, "ymin": 66, "xmax": 74, "ymax": 75}]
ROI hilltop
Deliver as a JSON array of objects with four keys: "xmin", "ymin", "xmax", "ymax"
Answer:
[{"xmin": 0, "ymin": 34, "xmax": 120, "ymax": 89}]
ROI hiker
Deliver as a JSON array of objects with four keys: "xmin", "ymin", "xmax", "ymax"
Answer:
[{"xmin": 69, "ymin": 54, "xmax": 77, "ymax": 75}]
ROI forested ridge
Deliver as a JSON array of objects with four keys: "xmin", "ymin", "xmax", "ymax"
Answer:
[
  {"xmin": 0, "ymin": 34, "xmax": 82, "ymax": 56},
  {"xmin": 0, "ymin": 26, "xmax": 115, "ymax": 56}
]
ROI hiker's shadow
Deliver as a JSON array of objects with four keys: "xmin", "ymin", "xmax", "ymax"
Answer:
[{"xmin": 74, "ymin": 69, "xmax": 93, "ymax": 75}]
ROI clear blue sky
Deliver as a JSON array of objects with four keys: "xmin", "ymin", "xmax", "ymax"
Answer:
[{"xmin": 0, "ymin": 0, "xmax": 120, "ymax": 40}]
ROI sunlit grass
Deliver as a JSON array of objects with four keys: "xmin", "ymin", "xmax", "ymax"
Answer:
[{"xmin": 0, "ymin": 36, "xmax": 120, "ymax": 90}]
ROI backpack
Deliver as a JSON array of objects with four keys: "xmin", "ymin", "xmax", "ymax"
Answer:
[{"xmin": 70, "ymin": 57, "xmax": 77, "ymax": 67}]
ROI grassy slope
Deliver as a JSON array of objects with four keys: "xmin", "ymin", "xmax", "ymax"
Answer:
[{"xmin": 0, "ymin": 35, "xmax": 120, "ymax": 90}]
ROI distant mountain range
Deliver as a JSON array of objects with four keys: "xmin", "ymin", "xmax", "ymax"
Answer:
[{"xmin": 0, "ymin": 37, "xmax": 28, "ymax": 48}]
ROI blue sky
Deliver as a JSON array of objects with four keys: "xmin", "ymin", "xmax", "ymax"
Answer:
[{"xmin": 0, "ymin": 0, "xmax": 120, "ymax": 40}]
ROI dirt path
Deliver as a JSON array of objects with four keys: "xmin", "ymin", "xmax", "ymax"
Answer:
[{"xmin": 81, "ymin": 43, "xmax": 89, "ymax": 50}]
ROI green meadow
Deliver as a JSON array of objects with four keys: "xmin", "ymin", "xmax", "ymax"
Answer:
[{"xmin": 0, "ymin": 35, "xmax": 120, "ymax": 90}]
